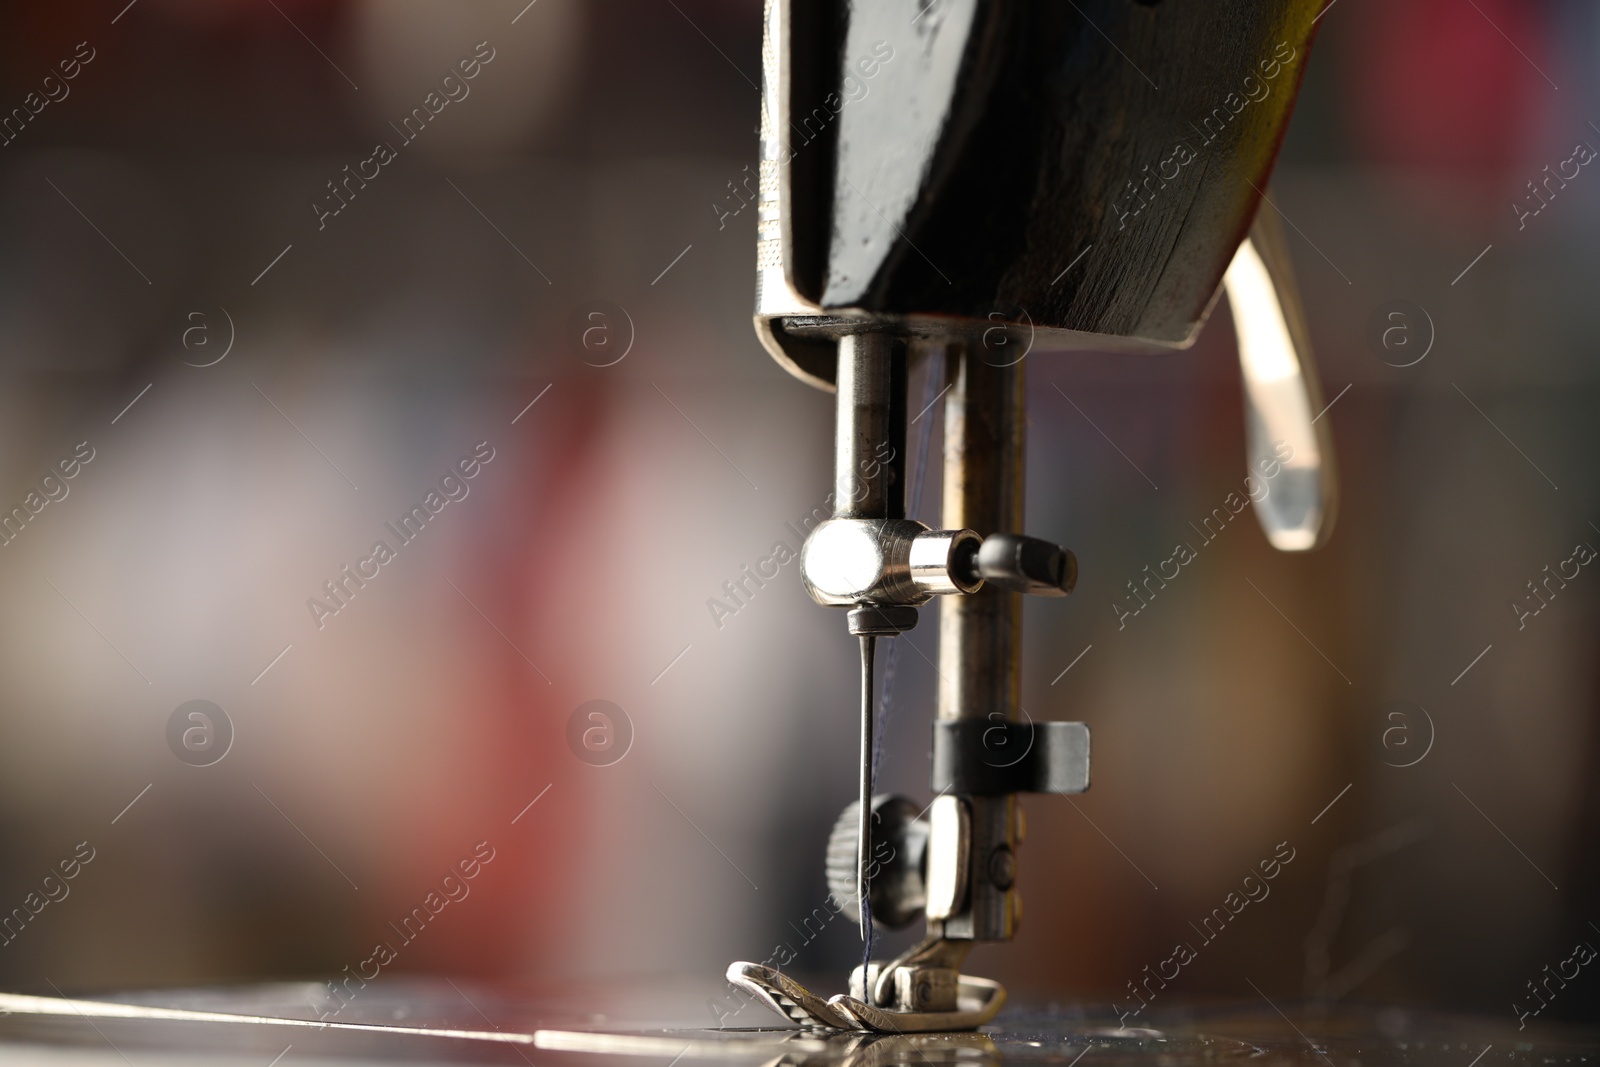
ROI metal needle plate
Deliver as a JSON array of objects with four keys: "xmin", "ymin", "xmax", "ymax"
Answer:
[{"xmin": 0, "ymin": 980, "xmax": 1592, "ymax": 1064}]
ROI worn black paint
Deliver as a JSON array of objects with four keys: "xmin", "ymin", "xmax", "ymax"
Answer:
[{"xmin": 787, "ymin": 0, "xmax": 1321, "ymax": 350}]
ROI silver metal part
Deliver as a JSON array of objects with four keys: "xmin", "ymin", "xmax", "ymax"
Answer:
[
  {"xmin": 934, "ymin": 348, "xmax": 1024, "ymax": 943},
  {"xmin": 726, "ymin": 963, "xmax": 860, "ymax": 1031},
  {"xmin": 923, "ymin": 795, "xmax": 969, "ymax": 922},
  {"xmin": 737, "ymin": 338, "xmax": 1083, "ymax": 1032},
  {"xmin": 909, "ymin": 529, "xmax": 983, "ymax": 596},
  {"xmin": 834, "ymin": 332, "xmax": 904, "ymax": 521},
  {"xmin": 801, "ymin": 519, "xmax": 983, "ymax": 606},
  {"xmin": 860, "ymin": 935, "xmax": 972, "ymax": 1010},
  {"xmin": 826, "ymin": 976, "xmax": 1005, "ymax": 1034},
  {"xmin": 805, "ymin": 331, "xmax": 987, "ymax": 608},
  {"xmin": 725, "ymin": 962, "xmax": 1006, "ymax": 1034},
  {"xmin": 1223, "ymin": 222, "xmax": 1338, "ymax": 552}
]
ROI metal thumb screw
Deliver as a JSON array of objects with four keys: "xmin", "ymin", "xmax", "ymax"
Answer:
[{"xmin": 976, "ymin": 534, "xmax": 1076, "ymax": 596}]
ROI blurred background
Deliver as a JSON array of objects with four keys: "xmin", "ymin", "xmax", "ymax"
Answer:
[{"xmin": 0, "ymin": 0, "xmax": 1595, "ymax": 1028}]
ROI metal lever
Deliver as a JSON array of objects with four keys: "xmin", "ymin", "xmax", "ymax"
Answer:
[
  {"xmin": 973, "ymin": 533, "xmax": 1076, "ymax": 597},
  {"xmin": 1222, "ymin": 208, "xmax": 1339, "ymax": 552}
]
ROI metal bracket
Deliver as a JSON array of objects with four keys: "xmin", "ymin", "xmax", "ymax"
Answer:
[
  {"xmin": 725, "ymin": 961, "xmax": 1006, "ymax": 1033},
  {"xmin": 930, "ymin": 721, "xmax": 1090, "ymax": 796}
]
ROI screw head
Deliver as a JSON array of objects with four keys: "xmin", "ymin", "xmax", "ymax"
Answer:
[{"xmin": 988, "ymin": 844, "xmax": 1016, "ymax": 890}]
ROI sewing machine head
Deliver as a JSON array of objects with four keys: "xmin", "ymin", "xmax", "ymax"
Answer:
[{"xmin": 730, "ymin": 0, "xmax": 1338, "ymax": 1032}]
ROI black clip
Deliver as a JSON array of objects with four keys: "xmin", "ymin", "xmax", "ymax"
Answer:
[{"xmin": 930, "ymin": 719, "xmax": 1090, "ymax": 796}]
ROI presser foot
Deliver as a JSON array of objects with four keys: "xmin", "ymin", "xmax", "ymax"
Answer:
[{"xmin": 725, "ymin": 954, "xmax": 1005, "ymax": 1033}]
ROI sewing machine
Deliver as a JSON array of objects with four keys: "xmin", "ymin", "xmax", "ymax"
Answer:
[{"xmin": 727, "ymin": 0, "xmax": 1339, "ymax": 1032}]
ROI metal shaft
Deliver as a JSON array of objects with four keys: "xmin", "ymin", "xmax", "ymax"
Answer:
[
  {"xmin": 857, "ymin": 633, "xmax": 876, "ymax": 948},
  {"xmin": 833, "ymin": 333, "xmax": 906, "ymax": 521},
  {"xmin": 936, "ymin": 346, "xmax": 1024, "ymax": 941}
]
